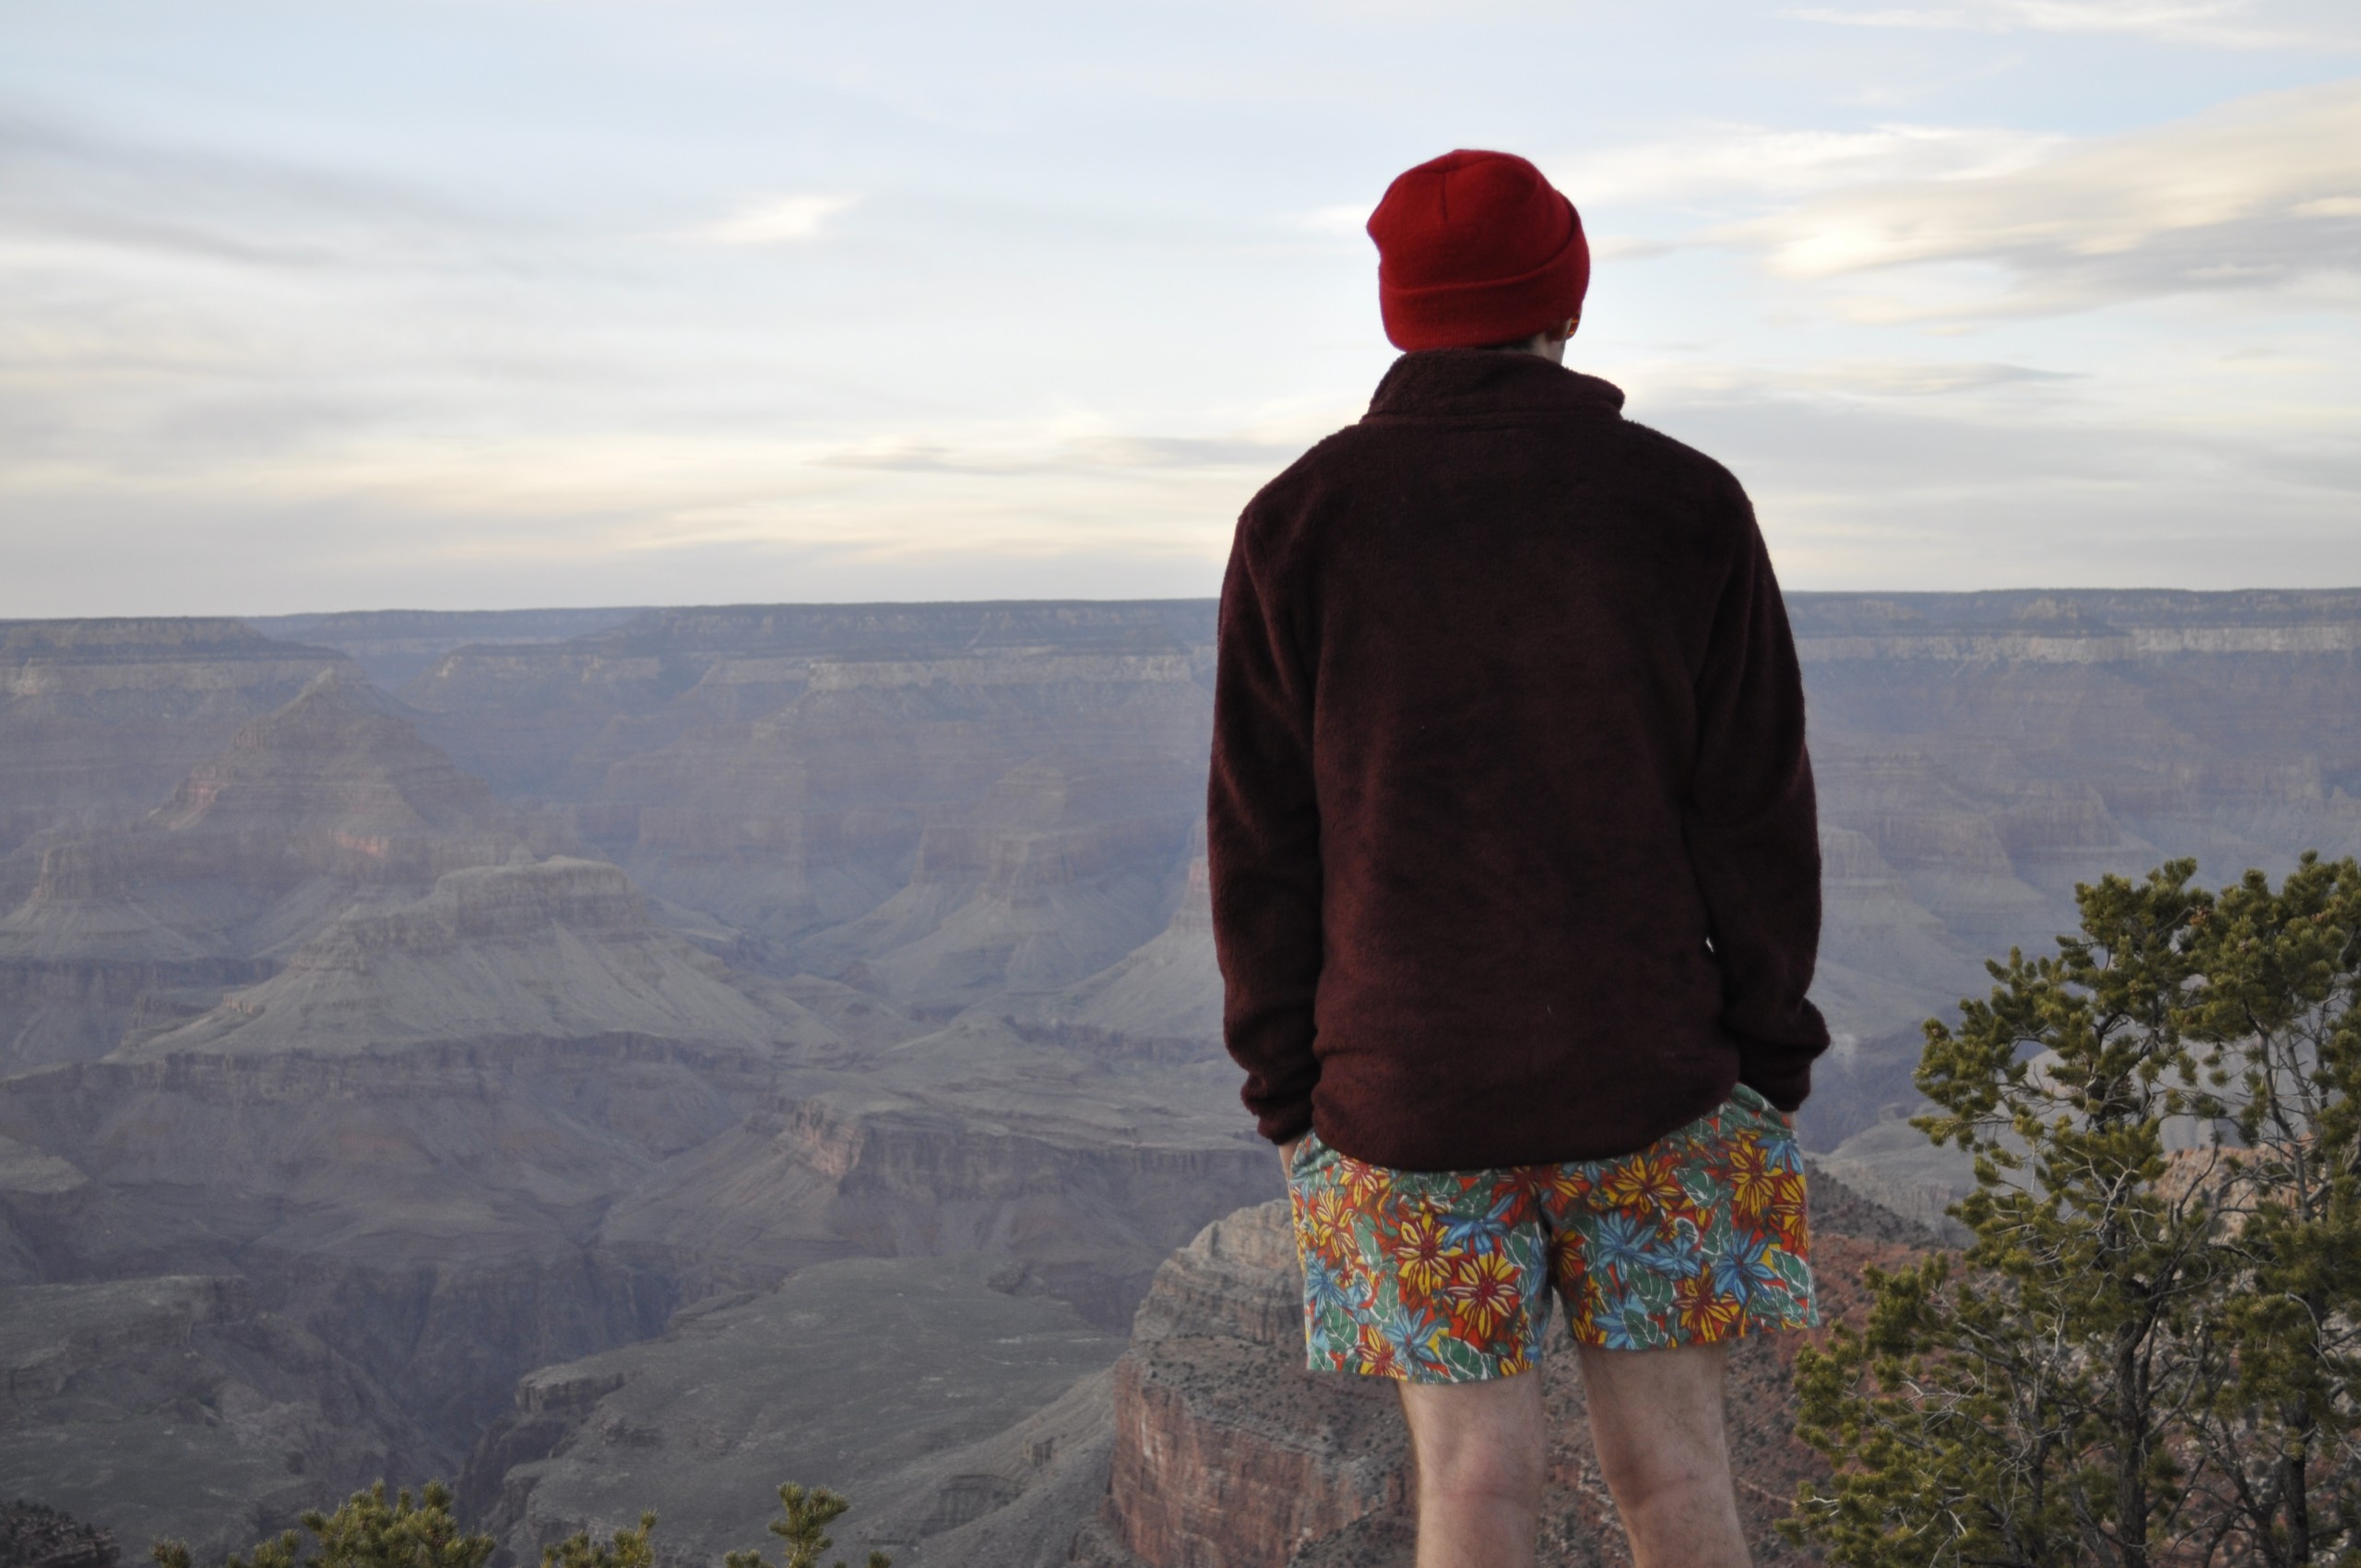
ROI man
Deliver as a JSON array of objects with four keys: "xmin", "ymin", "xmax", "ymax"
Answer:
[{"xmin": 1205, "ymin": 148, "xmax": 1828, "ymax": 1568}]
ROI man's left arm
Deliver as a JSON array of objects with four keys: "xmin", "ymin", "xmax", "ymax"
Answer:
[{"xmin": 1684, "ymin": 479, "xmax": 1830, "ymax": 1111}]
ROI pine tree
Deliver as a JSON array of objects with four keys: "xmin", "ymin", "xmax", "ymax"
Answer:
[
  {"xmin": 539, "ymin": 1513, "xmax": 656, "ymax": 1568},
  {"xmin": 149, "ymin": 1476, "xmax": 899, "ymax": 1568},
  {"xmin": 724, "ymin": 1483, "xmax": 889, "ymax": 1568},
  {"xmin": 1790, "ymin": 861, "xmax": 2216, "ymax": 1566},
  {"xmin": 151, "ymin": 1482, "xmax": 493, "ymax": 1568},
  {"xmin": 2178, "ymin": 854, "xmax": 2361, "ymax": 1562},
  {"xmin": 1785, "ymin": 859, "xmax": 2361, "ymax": 1566}
]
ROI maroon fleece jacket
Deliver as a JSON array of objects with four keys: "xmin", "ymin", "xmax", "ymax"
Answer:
[{"xmin": 1206, "ymin": 348, "xmax": 1827, "ymax": 1171}]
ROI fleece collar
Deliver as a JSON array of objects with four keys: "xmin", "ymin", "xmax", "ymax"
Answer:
[{"xmin": 1362, "ymin": 348, "xmax": 1627, "ymax": 422}]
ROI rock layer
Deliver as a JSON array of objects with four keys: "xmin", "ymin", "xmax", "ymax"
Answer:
[
  {"xmin": 0, "ymin": 620, "xmax": 355, "ymax": 859},
  {"xmin": 0, "ymin": 672, "xmax": 549, "ymax": 1071},
  {"xmin": 0, "ymin": 1038, "xmax": 780, "ymax": 1447}
]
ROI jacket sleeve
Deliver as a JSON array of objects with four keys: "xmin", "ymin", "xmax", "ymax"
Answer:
[
  {"xmin": 1686, "ymin": 480, "xmax": 1830, "ymax": 1112},
  {"xmin": 1205, "ymin": 517, "xmax": 1323, "ymax": 1145}
]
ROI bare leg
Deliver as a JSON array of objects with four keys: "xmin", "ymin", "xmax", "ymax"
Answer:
[
  {"xmin": 1575, "ymin": 1339, "xmax": 1750, "ymax": 1568},
  {"xmin": 1395, "ymin": 1372, "xmax": 1547, "ymax": 1568}
]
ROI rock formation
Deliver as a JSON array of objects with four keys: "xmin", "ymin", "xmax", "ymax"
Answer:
[
  {"xmin": 0, "ymin": 671, "xmax": 545, "ymax": 1071},
  {"xmin": 242, "ymin": 611, "xmax": 650, "ymax": 691},
  {"xmin": 0, "ymin": 1275, "xmax": 439, "ymax": 1563},
  {"xmin": 118, "ymin": 857, "xmax": 828, "ymax": 1059},
  {"xmin": 462, "ymin": 1252, "xmax": 1127, "ymax": 1566},
  {"xmin": 792, "ymin": 754, "xmax": 1198, "ymax": 1018},
  {"xmin": 981, "ymin": 837, "xmax": 1225, "ymax": 1063},
  {"xmin": 0, "ymin": 619, "xmax": 356, "ymax": 860},
  {"xmin": 0, "ymin": 626, "xmax": 369, "ymax": 1071},
  {"xmin": 594, "ymin": 1035, "xmax": 1280, "ymax": 1324},
  {"xmin": 396, "ymin": 605, "xmax": 1216, "ymax": 995},
  {"xmin": 1, "ymin": 1500, "xmax": 117, "ymax": 1568},
  {"xmin": 1075, "ymin": 1166, "xmax": 1937, "ymax": 1568}
]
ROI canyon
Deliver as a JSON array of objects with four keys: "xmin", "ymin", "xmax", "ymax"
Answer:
[{"xmin": 0, "ymin": 588, "xmax": 2354, "ymax": 1561}]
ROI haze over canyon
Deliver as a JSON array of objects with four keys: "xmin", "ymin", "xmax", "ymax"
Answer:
[{"xmin": 2, "ymin": 589, "xmax": 2355, "ymax": 1564}]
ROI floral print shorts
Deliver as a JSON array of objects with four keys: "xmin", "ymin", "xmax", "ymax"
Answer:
[{"xmin": 1286, "ymin": 1083, "xmax": 1819, "ymax": 1381}]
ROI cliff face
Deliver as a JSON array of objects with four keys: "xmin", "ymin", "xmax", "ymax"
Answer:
[
  {"xmin": 401, "ymin": 600, "xmax": 1216, "ymax": 793},
  {"xmin": 597, "ymin": 1068, "xmax": 1280, "ymax": 1325},
  {"xmin": 242, "ymin": 610, "xmax": 651, "ymax": 691},
  {"xmin": 458, "ymin": 1253, "xmax": 1127, "ymax": 1567},
  {"xmin": 1093, "ymin": 1202, "xmax": 1408, "ymax": 1568},
  {"xmin": 0, "ymin": 671, "xmax": 852, "ymax": 1463},
  {"xmin": 793, "ymin": 754, "xmax": 1200, "ymax": 1018},
  {"xmin": 0, "ymin": 1038, "xmax": 776, "ymax": 1449},
  {"xmin": 984, "ymin": 843, "xmax": 1224, "ymax": 1062},
  {"xmin": 396, "ymin": 606, "xmax": 1216, "ymax": 1010},
  {"xmin": 0, "ymin": 1274, "xmax": 441, "ymax": 1562},
  {"xmin": 120, "ymin": 858, "xmax": 826, "ymax": 1059},
  {"xmin": 0, "ymin": 620, "xmax": 355, "ymax": 860},
  {"xmin": 0, "ymin": 672, "xmax": 548, "ymax": 1071}
]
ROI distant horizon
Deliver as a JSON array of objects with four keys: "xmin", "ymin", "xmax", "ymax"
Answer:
[{"xmin": 8, "ymin": 583, "xmax": 2361, "ymax": 632}]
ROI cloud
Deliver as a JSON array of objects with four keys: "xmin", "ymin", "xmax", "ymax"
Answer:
[
  {"xmin": 1787, "ymin": 0, "xmax": 2361, "ymax": 49},
  {"xmin": 1613, "ymin": 360, "xmax": 2099, "ymax": 434},
  {"xmin": 684, "ymin": 193, "xmax": 859, "ymax": 246},
  {"xmin": 816, "ymin": 432, "xmax": 1304, "ymax": 474},
  {"xmin": 1796, "ymin": 361, "xmax": 2083, "ymax": 395},
  {"xmin": 1716, "ymin": 79, "xmax": 2361, "ymax": 315},
  {"xmin": 1548, "ymin": 123, "xmax": 2061, "ymax": 208},
  {"xmin": 0, "ymin": 109, "xmax": 521, "ymax": 274},
  {"xmin": 1314, "ymin": 123, "xmax": 2062, "ymax": 249}
]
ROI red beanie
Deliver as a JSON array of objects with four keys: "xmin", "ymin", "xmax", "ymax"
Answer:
[{"xmin": 1366, "ymin": 149, "xmax": 1590, "ymax": 351}]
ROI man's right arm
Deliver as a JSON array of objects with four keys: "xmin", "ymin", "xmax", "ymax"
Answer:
[{"xmin": 1205, "ymin": 519, "xmax": 1323, "ymax": 1147}]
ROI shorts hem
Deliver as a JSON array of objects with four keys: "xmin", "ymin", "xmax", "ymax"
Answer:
[
  {"xmin": 1566, "ymin": 1306, "xmax": 1821, "ymax": 1351},
  {"xmin": 1305, "ymin": 1349, "xmax": 1538, "ymax": 1384}
]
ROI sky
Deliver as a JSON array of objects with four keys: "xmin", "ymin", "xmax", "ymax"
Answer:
[{"xmin": 2, "ymin": 0, "xmax": 2357, "ymax": 616}]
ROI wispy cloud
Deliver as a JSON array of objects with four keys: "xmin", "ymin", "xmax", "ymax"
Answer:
[
  {"xmin": 1548, "ymin": 123, "xmax": 2061, "ymax": 207},
  {"xmin": 1788, "ymin": 0, "xmax": 2361, "ymax": 49},
  {"xmin": 1717, "ymin": 79, "xmax": 2361, "ymax": 315},
  {"xmin": 1797, "ymin": 361, "xmax": 2083, "ymax": 395},
  {"xmin": 817, "ymin": 432, "xmax": 1303, "ymax": 474},
  {"xmin": 0, "ymin": 110, "xmax": 522, "ymax": 275},
  {"xmin": 683, "ymin": 193, "xmax": 860, "ymax": 246},
  {"xmin": 1300, "ymin": 124, "xmax": 2058, "ymax": 243}
]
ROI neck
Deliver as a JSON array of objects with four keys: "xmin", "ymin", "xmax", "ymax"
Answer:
[{"xmin": 1491, "ymin": 333, "xmax": 1567, "ymax": 364}]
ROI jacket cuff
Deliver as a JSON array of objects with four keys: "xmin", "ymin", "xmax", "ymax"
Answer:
[
  {"xmin": 1254, "ymin": 1102, "xmax": 1314, "ymax": 1146},
  {"xmin": 1738, "ymin": 1048, "xmax": 1815, "ymax": 1114}
]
